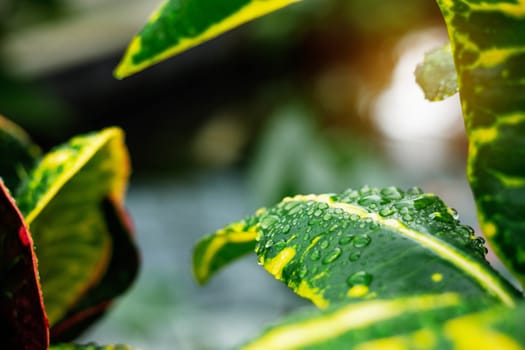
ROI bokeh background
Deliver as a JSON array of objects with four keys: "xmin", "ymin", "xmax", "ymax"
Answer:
[{"xmin": 1, "ymin": 0, "xmax": 491, "ymax": 348}]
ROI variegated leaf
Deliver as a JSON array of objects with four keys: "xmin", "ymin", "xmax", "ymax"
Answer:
[
  {"xmin": 436, "ymin": 0, "xmax": 525, "ymax": 287},
  {"xmin": 114, "ymin": 0, "xmax": 301, "ymax": 78},
  {"xmin": 15, "ymin": 128, "xmax": 131, "ymax": 326},
  {"xmin": 0, "ymin": 181, "xmax": 48, "ymax": 350},
  {"xmin": 50, "ymin": 198, "xmax": 139, "ymax": 342},
  {"xmin": 194, "ymin": 187, "xmax": 520, "ymax": 309},
  {"xmin": 194, "ymin": 219, "xmax": 258, "ymax": 284},
  {"xmin": 243, "ymin": 293, "xmax": 525, "ymax": 350}
]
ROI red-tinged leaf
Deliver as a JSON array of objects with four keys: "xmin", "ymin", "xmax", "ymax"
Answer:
[
  {"xmin": 0, "ymin": 181, "xmax": 49, "ymax": 350},
  {"xmin": 50, "ymin": 197, "xmax": 140, "ymax": 342}
]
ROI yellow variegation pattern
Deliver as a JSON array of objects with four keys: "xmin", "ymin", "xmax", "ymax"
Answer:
[
  {"xmin": 436, "ymin": 0, "xmax": 525, "ymax": 286},
  {"xmin": 15, "ymin": 128, "xmax": 130, "ymax": 325},
  {"xmin": 115, "ymin": 0, "xmax": 301, "ymax": 78}
]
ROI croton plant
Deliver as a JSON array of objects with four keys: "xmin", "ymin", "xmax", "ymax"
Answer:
[
  {"xmin": 0, "ymin": 116, "xmax": 139, "ymax": 349},
  {"xmin": 116, "ymin": 0, "xmax": 525, "ymax": 348},
  {"xmin": 2, "ymin": 0, "xmax": 525, "ymax": 349}
]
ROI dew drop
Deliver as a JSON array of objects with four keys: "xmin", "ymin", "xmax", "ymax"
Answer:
[
  {"xmin": 264, "ymin": 239, "xmax": 274, "ymax": 249},
  {"xmin": 413, "ymin": 196, "xmax": 434, "ymax": 210},
  {"xmin": 429, "ymin": 212, "xmax": 454, "ymax": 223},
  {"xmin": 283, "ymin": 201, "xmax": 299, "ymax": 214},
  {"xmin": 353, "ymin": 234, "xmax": 371, "ymax": 248},
  {"xmin": 339, "ymin": 236, "xmax": 353, "ymax": 245},
  {"xmin": 359, "ymin": 186, "xmax": 372, "ymax": 195},
  {"xmin": 309, "ymin": 219, "xmax": 321, "ymax": 226},
  {"xmin": 319, "ymin": 203, "xmax": 329, "ymax": 210},
  {"xmin": 314, "ymin": 209, "xmax": 323, "ymax": 217},
  {"xmin": 323, "ymin": 213, "xmax": 332, "ymax": 221},
  {"xmin": 380, "ymin": 187, "xmax": 403, "ymax": 200},
  {"xmin": 407, "ymin": 187, "xmax": 423, "ymax": 196},
  {"xmin": 329, "ymin": 224, "xmax": 339, "ymax": 232},
  {"xmin": 347, "ymin": 271, "xmax": 373, "ymax": 286},
  {"xmin": 379, "ymin": 207, "xmax": 395, "ymax": 217},
  {"xmin": 320, "ymin": 240, "xmax": 330, "ymax": 249},
  {"xmin": 298, "ymin": 265, "xmax": 308, "ymax": 279},
  {"xmin": 281, "ymin": 224, "xmax": 291, "ymax": 234},
  {"xmin": 349, "ymin": 251, "xmax": 361, "ymax": 262},
  {"xmin": 310, "ymin": 249, "xmax": 321, "ymax": 261},
  {"xmin": 358, "ymin": 194, "xmax": 382, "ymax": 206},
  {"xmin": 260, "ymin": 215, "xmax": 279, "ymax": 230},
  {"xmin": 322, "ymin": 248, "xmax": 342, "ymax": 264},
  {"xmin": 402, "ymin": 214, "xmax": 413, "ymax": 222}
]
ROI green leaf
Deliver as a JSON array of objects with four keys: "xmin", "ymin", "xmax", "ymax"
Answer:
[
  {"xmin": 50, "ymin": 197, "xmax": 140, "ymax": 342},
  {"xmin": 194, "ymin": 186, "xmax": 520, "ymax": 308},
  {"xmin": 114, "ymin": 0, "xmax": 301, "ymax": 79},
  {"xmin": 0, "ymin": 115, "xmax": 41, "ymax": 191},
  {"xmin": 435, "ymin": 0, "xmax": 525, "ymax": 287},
  {"xmin": 15, "ymin": 128, "xmax": 131, "ymax": 326},
  {"xmin": 50, "ymin": 344, "xmax": 135, "ymax": 350},
  {"xmin": 415, "ymin": 44, "xmax": 459, "ymax": 101},
  {"xmin": 194, "ymin": 219, "xmax": 259, "ymax": 284},
  {"xmin": 243, "ymin": 293, "xmax": 525, "ymax": 350},
  {"xmin": 0, "ymin": 181, "xmax": 48, "ymax": 350}
]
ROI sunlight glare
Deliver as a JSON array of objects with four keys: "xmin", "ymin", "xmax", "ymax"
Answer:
[{"xmin": 373, "ymin": 29, "xmax": 463, "ymax": 140}]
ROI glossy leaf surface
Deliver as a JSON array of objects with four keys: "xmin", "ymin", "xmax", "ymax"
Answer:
[
  {"xmin": 15, "ymin": 128, "xmax": 130, "ymax": 326},
  {"xmin": 51, "ymin": 198, "xmax": 139, "ymax": 342},
  {"xmin": 0, "ymin": 115, "xmax": 41, "ymax": 191},
  {"xmin": 115, "ymin": 0, "xmax": 301, "ymax": 78},
  {"xmin": 0, "ymin": 181, "xmax": 48, "ymax": 350},
  {"xmin": 436, "ymin": 0, "xmax": 525, "ymax": 287},
  {"xmin": 194, "ymin": 187, "xmax": 520, "ymax": 309},
  {"xmin": 243, "ymin": 293, "xmax": 525, "ymax": 350}
]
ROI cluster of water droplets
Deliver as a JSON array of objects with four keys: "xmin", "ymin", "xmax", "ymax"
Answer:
[
  {"xmin": 254, "ymin": 193, "xmax": 383, "ymax": 299},
  {"xmin": 338, "ymin": 186, "xmax": 487, "ymax": 259},
  {"xmin": 253, "ymin": 185, "xmax": 489, "ymax": 303}
]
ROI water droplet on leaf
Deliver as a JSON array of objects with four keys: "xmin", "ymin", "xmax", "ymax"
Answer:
[
  {"xmin": 349, "ymin": 251, "xmax": 361, "ymax": 262},
  {"xmin": 353, "ymin": 234, "xmax": 371, "ymax": 248},
  {"xmin": 339, "ymin": 236, "xmax": 353, "ymax": 245},
  {"xmin": 379, "ymin": 207, "xmax": 395, "ymax": 217},
  {"xmin": 380, "ymin": 187, "xmax": 403, "ymax": 200},
  {"xmin": 347, "ymin": 271, "xmax": 373, "ymax": 286},
  {"xmin": 322, "ymin": 248, "xmax": 342, "ymax": 264},
  {"xmin": 260, "ymin": 215, "xmax": 279, "ymax": 230},
  {"xmin": 310, "ymin": 249, "xmax": 321, "ymax": 261}
]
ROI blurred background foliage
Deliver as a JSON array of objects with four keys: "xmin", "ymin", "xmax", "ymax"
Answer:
[{"xmin": 0, "ymin": 0, "xmax": 483, "ymax": 349}]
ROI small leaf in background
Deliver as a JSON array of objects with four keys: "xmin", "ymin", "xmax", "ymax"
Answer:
[
  {"xmin": 435, "ymin": 0, "xmax": 525, "ymax": 288},
  {"xmin": 415, "ymin": 44, "xmax": 458, "ymax": 101},
  {"xmin": 243, "ymin": 293, "xmax": 525, "ymax": 350},
  {"xmin": 0, "ymin": 114, "xmax": 41, "ymax": 191},
  {"xmin": 15, "ymin": 128, "xmax": 131, "ymax": 327},
  {"xmin": 114, "ymin": 0, "xmax": 302, "ymax": 78},
  {"xmin": 0, "ymin": 181, "xmax": 48, "ymax": 350},
  {"xmin": 194, "ymin": 186, "xmax": 520, "ymax": 309},
  {"xmin": 50, "ymin": 344, "xmax": 135, "ymax": 350},
  {"xmin": 50, "ymin": 197, "xmax": 139, "ymax": 342}
]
